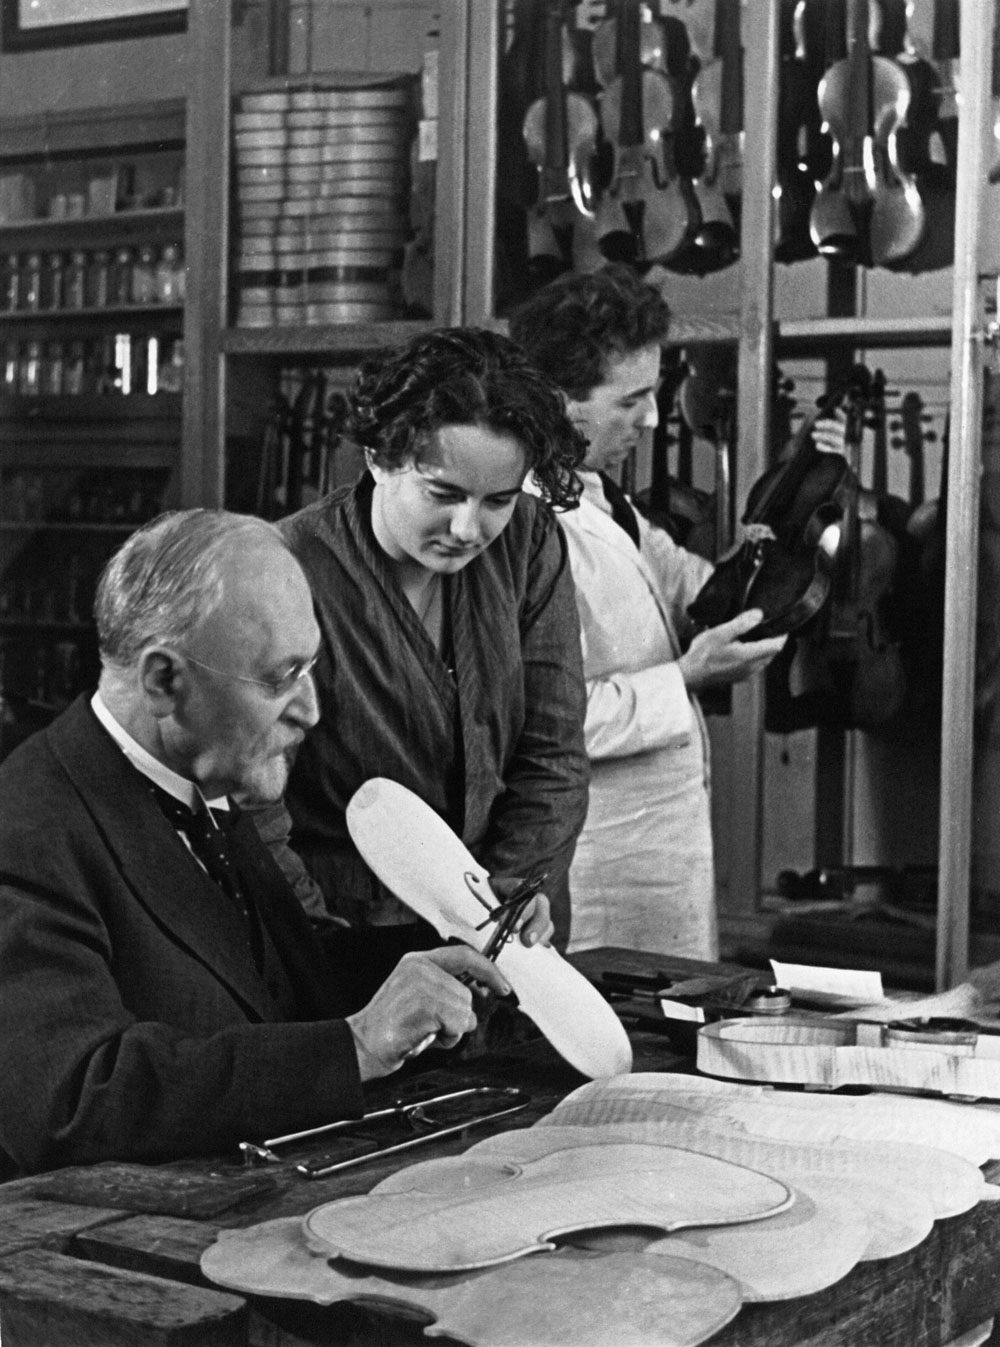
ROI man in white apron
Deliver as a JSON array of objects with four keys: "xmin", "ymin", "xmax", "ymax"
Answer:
[{"xmin": 510, "ymin": 266, "xmax": 787, "ymax": 957}]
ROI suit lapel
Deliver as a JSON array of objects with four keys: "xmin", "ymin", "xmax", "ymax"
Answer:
[{"xmin": 50, "ymin": 699, "xmax": 278, "ymax": 1020}]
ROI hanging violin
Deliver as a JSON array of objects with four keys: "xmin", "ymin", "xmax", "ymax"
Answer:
[
  {"xmin": 522, "ymin": 0, "xmax": 602, "ymax": 278},
  {"xmin": 687, "ymin": 386, "xmax": 852, "ymax": 640},
  {"xmin": 688, "ymin": 0, "xmax": 742, "ymax": 263},
  {"xmin": 806, "ymin": 367, "xmax": 909, "ymax": 729},
  {"xmin": 774, "ymin": 0, "xmax": 822, "ymax": 263},
  {"xmin": 594, "ymin": 0, "xmax": 698, "ymax": 265},
  {"xmin": 810, "ymin": 0, "xmax": 925, "ymax": 266}
]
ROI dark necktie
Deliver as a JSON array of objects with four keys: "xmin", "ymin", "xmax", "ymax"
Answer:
[
  {"xmin": 598, "ymin": 471, "xmax": 641, "ymax": 550},
  {"xmin": 147, "ymin": 782, "xmax": 249, "ymax": 922}
]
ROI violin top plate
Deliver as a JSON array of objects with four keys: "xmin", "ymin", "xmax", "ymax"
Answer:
[{"xmin": 345, "ymin": 777, "xmax": 633, "ymax": 1080}]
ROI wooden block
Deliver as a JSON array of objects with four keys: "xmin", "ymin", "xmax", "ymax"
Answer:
[
  {"xmin": 0, "ymin": 1198, "xmax": 123, "ymax": 1257},
  {"xmin": 73, "ymin": 1214, "xmax": 220, "ymax": 1286},
  {"xmin": 0, "ymin": 1247, "xmax": 247, "ymax": 1347},
  {"xmin": 31, "ymin": 1163, "xmax": 276, "ymax": 1220}
]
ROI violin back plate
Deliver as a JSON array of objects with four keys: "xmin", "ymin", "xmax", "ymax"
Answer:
[
  {"xmin": 302, "ymin": 1142, "xmax": 791, "ymax": 1271},
  {"xmin": 202, "ymin": 1216, "xmax": 743, "ymax": 1346},
  {"xmin": 394, "ymin": 1127, "xmax": 873, "ymax": 1298},
  {"xmin": 346, "ymin": 778, "xmax": 633, "ymax": 1079}
]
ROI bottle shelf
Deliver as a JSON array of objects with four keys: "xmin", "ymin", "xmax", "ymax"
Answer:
[
  {"xmin": 0, "ymin": 392, "xmax": 181, "ymax": 420},
  {"xmin": 1, "ymin": 303, "xmax": 183, "ymax": 325},
  {"xmin": 0, "ymin": 206, "xmax": 184, "ymax": 252},
  {"xmin": 221, "ymin": 319, "xmax": 432, "ymax": 357}
]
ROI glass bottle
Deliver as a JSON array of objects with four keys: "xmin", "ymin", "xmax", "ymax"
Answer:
[
  {"xmin": 2, "ymin": 340, "xmax": 18, "ymax": 395},
  {"xmin": 18, "ymin": 341, "xmax": 41, "ymax": 396},
  {"xmin": 65, "ymin": 251, "xmax": 87, "ymax": 309},
  {"xmin": 46, "ymin": 252, "xmax": 65, "ymax": 310},
  {"xmin": 155, "ymin": 243, "xmax": 184, "ymax": 303},
  {"xmin": 132, "ymin": 244, "xmax": 157, "ymax": 304},
  {"xmin": 2, "ymin": 254, "xmax": 19, "ymax": 311},
  {"xmin": 158, "ymin": 337, "xmax": 184, "ymax": 392},
  {"xmin": 42, "ymin": 341, "xmax": 64, "ymax": 396},
  {"xmin": 64, "ymin": 340, "xmax": 86, "ymax": 396},
  {"xmin": 22, "ymin": 251, "xmax": 42, "ymax": 312},
  {"xmin": 111, "ymin": 247, "xmax": 133, "ymax": 306},
  {"xmin": 95, "ymin": 334, "xmax": 118, "ymax": 394},
  {"xmin": 89, "ymin": 249, "xmax": 110, "ymax": 308}
]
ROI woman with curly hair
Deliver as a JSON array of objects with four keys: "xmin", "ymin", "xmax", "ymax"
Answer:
[{"xmin": 267, "ymin": 327, "xmax": 590, "ymax": 948}]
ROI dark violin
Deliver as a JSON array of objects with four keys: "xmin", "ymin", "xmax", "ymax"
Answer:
[
  {"xmin": 633, "ymin": 355, "xmax": 722, "ymax": 554},
  {"xmin": 688, "ymin": 0, "xmax": 742, "ymax": 260},
  {"xmin": 813, "ymin": 368, "xmax": 908, "ymax": 729},
  {"xmin": 810, "ymin": 0, "xmax": 925, "ymax": 266},
  {"xmin": 522, "ymin": 0, "xmax": 602, "ymax": 277},
  {"xmin": 879, "ymin": 0, "xmax": 955, "ymax": 271},
  {"xmin": 774, "ymin": 0, "xmax": 822, "ymax": 263},
  {"xmin": 678, "ymin": 345, "xmax": 737, "ymax": 559},
  {"xmin": 595, "ymin": 0, "xmax": 697, "ymax": 265},
  {"xmin": 687, "ymin": 387, "xmax": 852, "ymax": 640}
]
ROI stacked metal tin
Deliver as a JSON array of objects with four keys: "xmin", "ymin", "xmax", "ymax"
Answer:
[{"xmin": 232, "ymin": 77, "xmax": 414, "ymax": 326}]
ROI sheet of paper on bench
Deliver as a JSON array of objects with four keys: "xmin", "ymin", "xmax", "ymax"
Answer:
[{"xmin": 770, "ymin": 962, "xmax": 884, "ymax": 1008}]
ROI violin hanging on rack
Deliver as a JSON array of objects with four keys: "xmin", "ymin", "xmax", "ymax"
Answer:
[
  {"xmin": 774, "ymin": 0, "xmax": 822, "ymax": 263},
  {"xmin": 594, "ymin": 0, "xmax": 698, "ymax": 265},
  {"xmin": 810, "ymin": 0, "xmax": 925, "ymax": 267},
  {"xmin": 687, "ymin": 0, "xmax": 742, "ymax": 267},
  {"xmin": 521, "ymin": 0, "xmax": 603, "ymax": 280}
]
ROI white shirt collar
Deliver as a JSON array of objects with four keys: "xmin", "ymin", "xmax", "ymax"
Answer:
[
  {"xmin": 578, "ymin": 469, "xmax": 613, "ymax": 515},
  {"xmin": 91, "ymin": 691, "xmax": 229, "ymax": 812}
]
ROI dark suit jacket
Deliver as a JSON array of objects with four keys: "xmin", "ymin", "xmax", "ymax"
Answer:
[{"xmin": 0, "ymin": 696, "xmax": 412, "ymax": 1175}]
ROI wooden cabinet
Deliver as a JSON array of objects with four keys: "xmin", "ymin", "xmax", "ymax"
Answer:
[
  {"xmin": 447, "ymin": 0, "xmax": 996, "ymax": 988},
  {"xmin": 0, "ymin": 100, "xmax": 184, "ymax": 756},
  {"xmin": 179, "ymin": 0, "xmax": 998, "ymax": 988},
  {"xmin": 182, "ymin": 0, "xmax": 464, "ymax": 514}
]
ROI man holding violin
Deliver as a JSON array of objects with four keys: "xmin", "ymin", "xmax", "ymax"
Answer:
[{"xmin": 510, "ymin": 264, "xmax": 843, "ymax": 958}]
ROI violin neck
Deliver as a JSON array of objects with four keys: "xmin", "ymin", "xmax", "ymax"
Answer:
[
  {"xmin": 933, "ymin": 0, "xmax": 960, "ymax": 63},
  {"xmin": 845, "ymin": 0, "xmax": 873, "ymax": 148},
  {"xmin": 544, "ymin": 1, "xmax": 570, "ymax": 174},
  {"xmin": 744, "ymin": 398, "xmax": 830, "ymax": 524},
  {"xmin": 871, "ymin": 370, "xmax": 888, "ymax": 498},
  {"xmin": 616, "ymin": 0, "xmax": 644, "ymax": 147}
]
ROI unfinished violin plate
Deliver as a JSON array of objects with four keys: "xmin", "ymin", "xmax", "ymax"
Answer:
[
  {"xmin": 302, "ymin": 1142, "xmax": 791, "ymax": 1272},
  {"xmin": 541, "ymin": 1078, "xmax": 986, "ymax": 1219},
  {"xmin": 375, "ymin": 1134, "xmax": 870, "ymax": 1299},
  {"xmin": 202, "ymin": 1217, "xmax": 743, "ymax": 1347},
  {"xmin": 470, "ymin": 1123, "xmax": 932, "ymax": 1268},
  {"xmin": 548, "ymin": 1072, "xmax": 1000, "ymax": 1168},
  {"xmin": 697, "ymin": 1014, "xmax": 1000, "ymax": 1103},
  {"xmin": 346, "ymin": 777, "xmax": 633, "ymax": 1079}
]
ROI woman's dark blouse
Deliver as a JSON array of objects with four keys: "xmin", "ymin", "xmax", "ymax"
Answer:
[{"xmin": 277, "ymin": 475, "xmax": 589, "ymax": 942}]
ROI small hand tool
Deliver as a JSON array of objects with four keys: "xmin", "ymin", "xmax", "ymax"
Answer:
[
  {"xmin": 295, "ymin": 1087, "xmax": 530, "ymax": 1178},
  {"xmin": 239, "ymin": 1086, "xmax": 501, "ymax": 1166},
  {"xmin": 400, "ymin": 872, "xmax": 548, "ymax": 1061}
]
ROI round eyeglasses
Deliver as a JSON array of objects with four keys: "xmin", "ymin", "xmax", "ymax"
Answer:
[{"xmin": 182, "ymin": 652, "xmax": 319, "ymax": 698}]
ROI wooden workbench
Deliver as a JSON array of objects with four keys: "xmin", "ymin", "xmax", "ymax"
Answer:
[{"xmin": 2, "ymin": 948, "xmax": 1000, "ymax": 1347}]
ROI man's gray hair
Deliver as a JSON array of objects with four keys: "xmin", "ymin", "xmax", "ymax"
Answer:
[{"xmin": 95, "ymin": 509, "xmax": 289, "ymax": 667}]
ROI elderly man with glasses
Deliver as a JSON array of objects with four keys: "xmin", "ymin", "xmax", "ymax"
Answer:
[{"xmin": 0, "ymin": 509, "xmax": 549, "ymax": 1176}]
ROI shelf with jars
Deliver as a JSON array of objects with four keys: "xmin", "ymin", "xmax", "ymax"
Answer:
[{"xmin": 0, "ymin": 98, "xmax": 185, "ymax": 758}]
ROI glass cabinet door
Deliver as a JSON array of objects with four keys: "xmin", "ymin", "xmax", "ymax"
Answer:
[{"xmin": 454, "ymin": 0, "xmax": 997, "ymax": 989}]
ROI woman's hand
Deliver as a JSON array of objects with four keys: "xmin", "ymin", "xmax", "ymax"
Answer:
[{"xmin": 489, "ymin": 876, "xmax": 554, "ymax": 948}]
